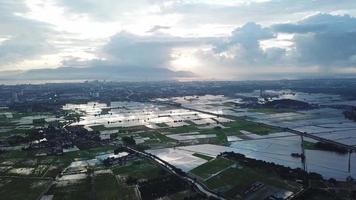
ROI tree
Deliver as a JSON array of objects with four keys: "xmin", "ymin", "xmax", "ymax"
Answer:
[{"xmin": 122, "ymin": 136, "xmax": 136, "ymax": 146}]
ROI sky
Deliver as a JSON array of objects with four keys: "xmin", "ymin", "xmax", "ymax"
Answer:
[{"xmin": 1, "ymin": 0, "xmax": 356, "ymax": 81}]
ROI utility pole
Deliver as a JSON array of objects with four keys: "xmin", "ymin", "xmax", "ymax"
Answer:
[
  {"xmin": 300, "ymin": 134, "xmax": 309, "ymax": 187},
  {"xmin": 300, "ymin": 134, "xmax": 307, "ymax": 172},
  {"xmin": 348, "ymin": 150, "xmax": 352, "ymax": 174}
]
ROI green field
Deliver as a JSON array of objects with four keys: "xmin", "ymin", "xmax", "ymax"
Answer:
[
  {"xmin": 0, "ymin": 177, "xmax": 51, "ymax": 200},
  {"xmin": 197, "ymin": 118, "xmax": 281, "ymax": 145},
  {"xmin": 0, "ymin": 146, "xmax": 116, "ymax": 178},
  {"xmin": 49, "ymin": 178, "xmax": 92, "ymax": 200},
  {"xmin": 94, "ymin": 172, "xmax": 138, "ymax": 200},
  {"xmin": 190, "ymin": 158, "xmax": 234, "ymax": 179},
  {"xmin": 94, "ymin": 173, "xmax": 121, "ymax": 200},
  {"xmin": 137, "ymin": 131, "xmax": 176, "ymax": 145},
  {"xmin": 112, "ymin": 159, "xmax": 166, "ymax": 180},
  {"xmin": 248, "ymin": 108, "xmax": 294, "ymax": 114},
  {"xmin": 303, "ymin": 141, "xmax": 317, "ymax": 150},
  {"xmin": 156, "ymin": 123, "xmax": 168, "ymax": 127},
  {"xmin": 224, "ymin": 118, "xmax": 281, "ymax": 135},
  {"xmin": 205, "ymin": 166, "xmax": 299, "ymax": 198},
  {"xmin": 166, "ymin": 125, "xmax": 199, "ymax": 134},
  {"xmin": 115, "ymin": 180, "xmax": 138, "ymax": 200}
]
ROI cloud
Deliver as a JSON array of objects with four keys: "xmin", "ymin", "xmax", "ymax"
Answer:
[
  {"xmin": 158, "ymin": 0, "xmax": 356, "ymax": 27},
  {"xmin": 0, "ymin": 31, "xmax": 198, "ymax": 81},
  {"xmin": 100, "ymin": 31, "xmax": 208, "ymax": 67},
  {"xmin": 2, "ymin": 0, "xmax": 356, "ymax": 81},
  {"xmin": 186, "ymin": 13, "xmax": 356, "ymax": 79},
  {"xmin": 57, "ymin": 0, "xmax": 157, "ymax": 20},
  {"xmin": 194, "ymin": 22, "xmax": 284, "ymax": 71},
  {"xmin": 0, "ymin": 1, "xmax": 57, "ymax": 68},
  {"xmin": 146, "ymin": 25, "xmax": 171, "ymax": 33},
  {"xmin": 273, "ymin": 13, "xmax": 356, "ymax": 33},
  {"xmin": 274, "ymin": 14, "xmax": 356, "ymax": 68},
  {"xmin": 213, "ymin": 22, "xmax": 277, "ymax": 64},
  {"xmin": 0, "ymin": 64, "xmax": 193, "ymax": 81}
]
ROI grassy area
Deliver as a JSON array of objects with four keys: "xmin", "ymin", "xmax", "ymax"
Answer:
[
  {"xmin": 192, "ymin": 153, "xmax": 214, "ymax": 161},
  {"xmin": 303, "ymin": 141, "xmax": 317, "ymax": 150},
  {"xmin": 197, "ymin": 118, "xmax": 281, "ymax": 145},
  {"xmin": 156, "ymin": 123, "xmax": 168, "ymax": 127},
  {"xmin": 203, "ymin": 118, "xmax": 282, "ymax": 139},
  {"xmin": 94, "ymin": 173, "xmax": 120, "ymax": 199},
  {"xmin": 249, "ymin": 108, "xmax": 294, "ymax": 114},
  {"xmin": 0, "ymin": 177, "xmax": 51, "ymax": 200},
  {"xmin": 116, "ymin": 180, "xmax": 138, "ymax": 200},
  {"xmin": 225, "ymin": 118, "xmax": 281, "ymax": 135},
  {"xmin": 167, "ymin": 125, "xmax": 199, "ymax": 134},
  {"xmin": 0, "ymin": 146, "xmax": 115, "ymax": 177},
  {"xmin": 190, "ymin": 158, "xmax": 234, "ymax": 179},
  {"xmin": 137, "ymin": 131, "xmax": 175, "ymax": 144},
  {"xmin": 49, "ymin": 178, "xmax": 92, "ymax": 200},
  {"xmin": 205, "ymin": 166, "xmax": 299, "ymax": 198},
  {"xmin": 295, "ymin": 188, "xmax": 343, "ymax": 200},
  {"xmin": 90, "ymin": 125, "xmax": 118, "ymax": 132},
  {"xmin": 112, "ymin": 159, "xmax": 166, "ymax": 180}
]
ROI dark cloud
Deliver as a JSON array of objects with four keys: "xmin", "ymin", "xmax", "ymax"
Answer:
[
  {"xmin": 158, "ymin": 0, "xmax": 356, "ymax": 27},
  {"xmin": 101, "ymin": 31, "xmax": 208, "ymax": 68},
  {"xmin": 0, "ymin": 64, "xmax": 194, "ymax": 81},
  {"xmin": 2, "ymin": 0, "xmax": 356, "ymax": 81},
  {"xmin": 102, "ymin": 32, "xmax": 174, "ymax": 67},
  {"xmin": 0, "ymin": 32, "xmax": 198, "ymax": 81},
  {"xmin": 274, "ymin": 14, "xmax": 356, "ymax": 68},
  {"xmin": 208, "ymin": 22, "xmax": 284, "ymax": 67},
  {"xmin": 0, "ymin": 1, "xmax": 56, "ymax": 66},
  {"xmin": 202, "ymin": 14, "xmax": 356, "ymax": 71},
  {"xmin": 273, "ymin": 14, "xmax": 356, "ymax": 33}
]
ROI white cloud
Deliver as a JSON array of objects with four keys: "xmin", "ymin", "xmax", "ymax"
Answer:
[{"xmin": 1, "ymin": 0, "xmax": 356, "ymax": 80}]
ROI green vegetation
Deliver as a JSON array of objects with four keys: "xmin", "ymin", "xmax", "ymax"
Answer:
[
  {"xmin": 303, "ymin": 141, "xmax": 348, "ymax": 154},
  {"xmin": 115, "ymin": 180, "xmax": 138, "ymax": 200},
  {"xmin": 206, "ymin": 166, "xmax": 298, "ymax": 198},
  {"xmin": 112, "ymin": 159, "xmax": 166, "ymax": 180},
  {"xmin": 0, "ymin": 146, "xmax": 115, "ymax": 178},
  {"xmin": 295, "ymin": 188, "xmax": 343, "ymax": 200},
  {"xmin": 190, "ymin": 158, "xmax": 234, "ymax": 179},
  {"xmin": 122, "ymin": 136, "xmax": 136, "ymax": 145},
  {"xmin": 156, "ymin": 123, "xmax": 168, "ymax": 127},
  {"xmin": 138, "ymin": 131, "xmax": 175, "ymax": 144},
  {"xmin": 249, "ymin": 108, "xmax": 294, "ymax": 114},
  {"xmin": 167, "ymin": 125, "xmax": 198, "ymax": 134},
  {"xmin": 49, "ymin": 178, "xmax": 92, "ymax": 200},
  {"xmin": 192, "ymin": 153, "xmax": 214, "ymax": 161},
  {"xmin": 94, "ymin": 173, "xmax": 121, "ymax": 199},
  {"xmin": 100, "ymin": 108, "xmax": 110, "ymax": 115},
  {"xmin": 90, "ymin": 125, "xmax": 117, "ymax": 132},
  {"xmin": 0, "ymin": 178, "xmax": 51, "ymax": 200},
  {"xmin": 225, "ymin": 118, "xmax": 281, "ymax": 135},
  {"xmin": 125, "ymin": 131, "xmax": 176, "ymax": 149},
  {"xmin": 197, "ymin": 117, "xmax": 281, "ymax": 145},
  {"xmin": 303, "ymin": 141, "xmax": 317, "ymax": 150}
]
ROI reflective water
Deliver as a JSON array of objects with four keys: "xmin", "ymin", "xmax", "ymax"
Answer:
[{"xmin": 230, "ymin": 136, "xmax": 356, "ymax": 180}]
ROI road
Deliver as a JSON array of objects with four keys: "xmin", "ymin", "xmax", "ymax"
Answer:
[
  {"xmin": 287, "ymin": 129, "xmax": 356, "ymax": 152},
  {"xmin": 124, "ymin": 146, "xmax": 226, "ymax": 200},
  {"xmin": 179, "ymin": 104, "xmax": 356, "ymax": 152}
]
